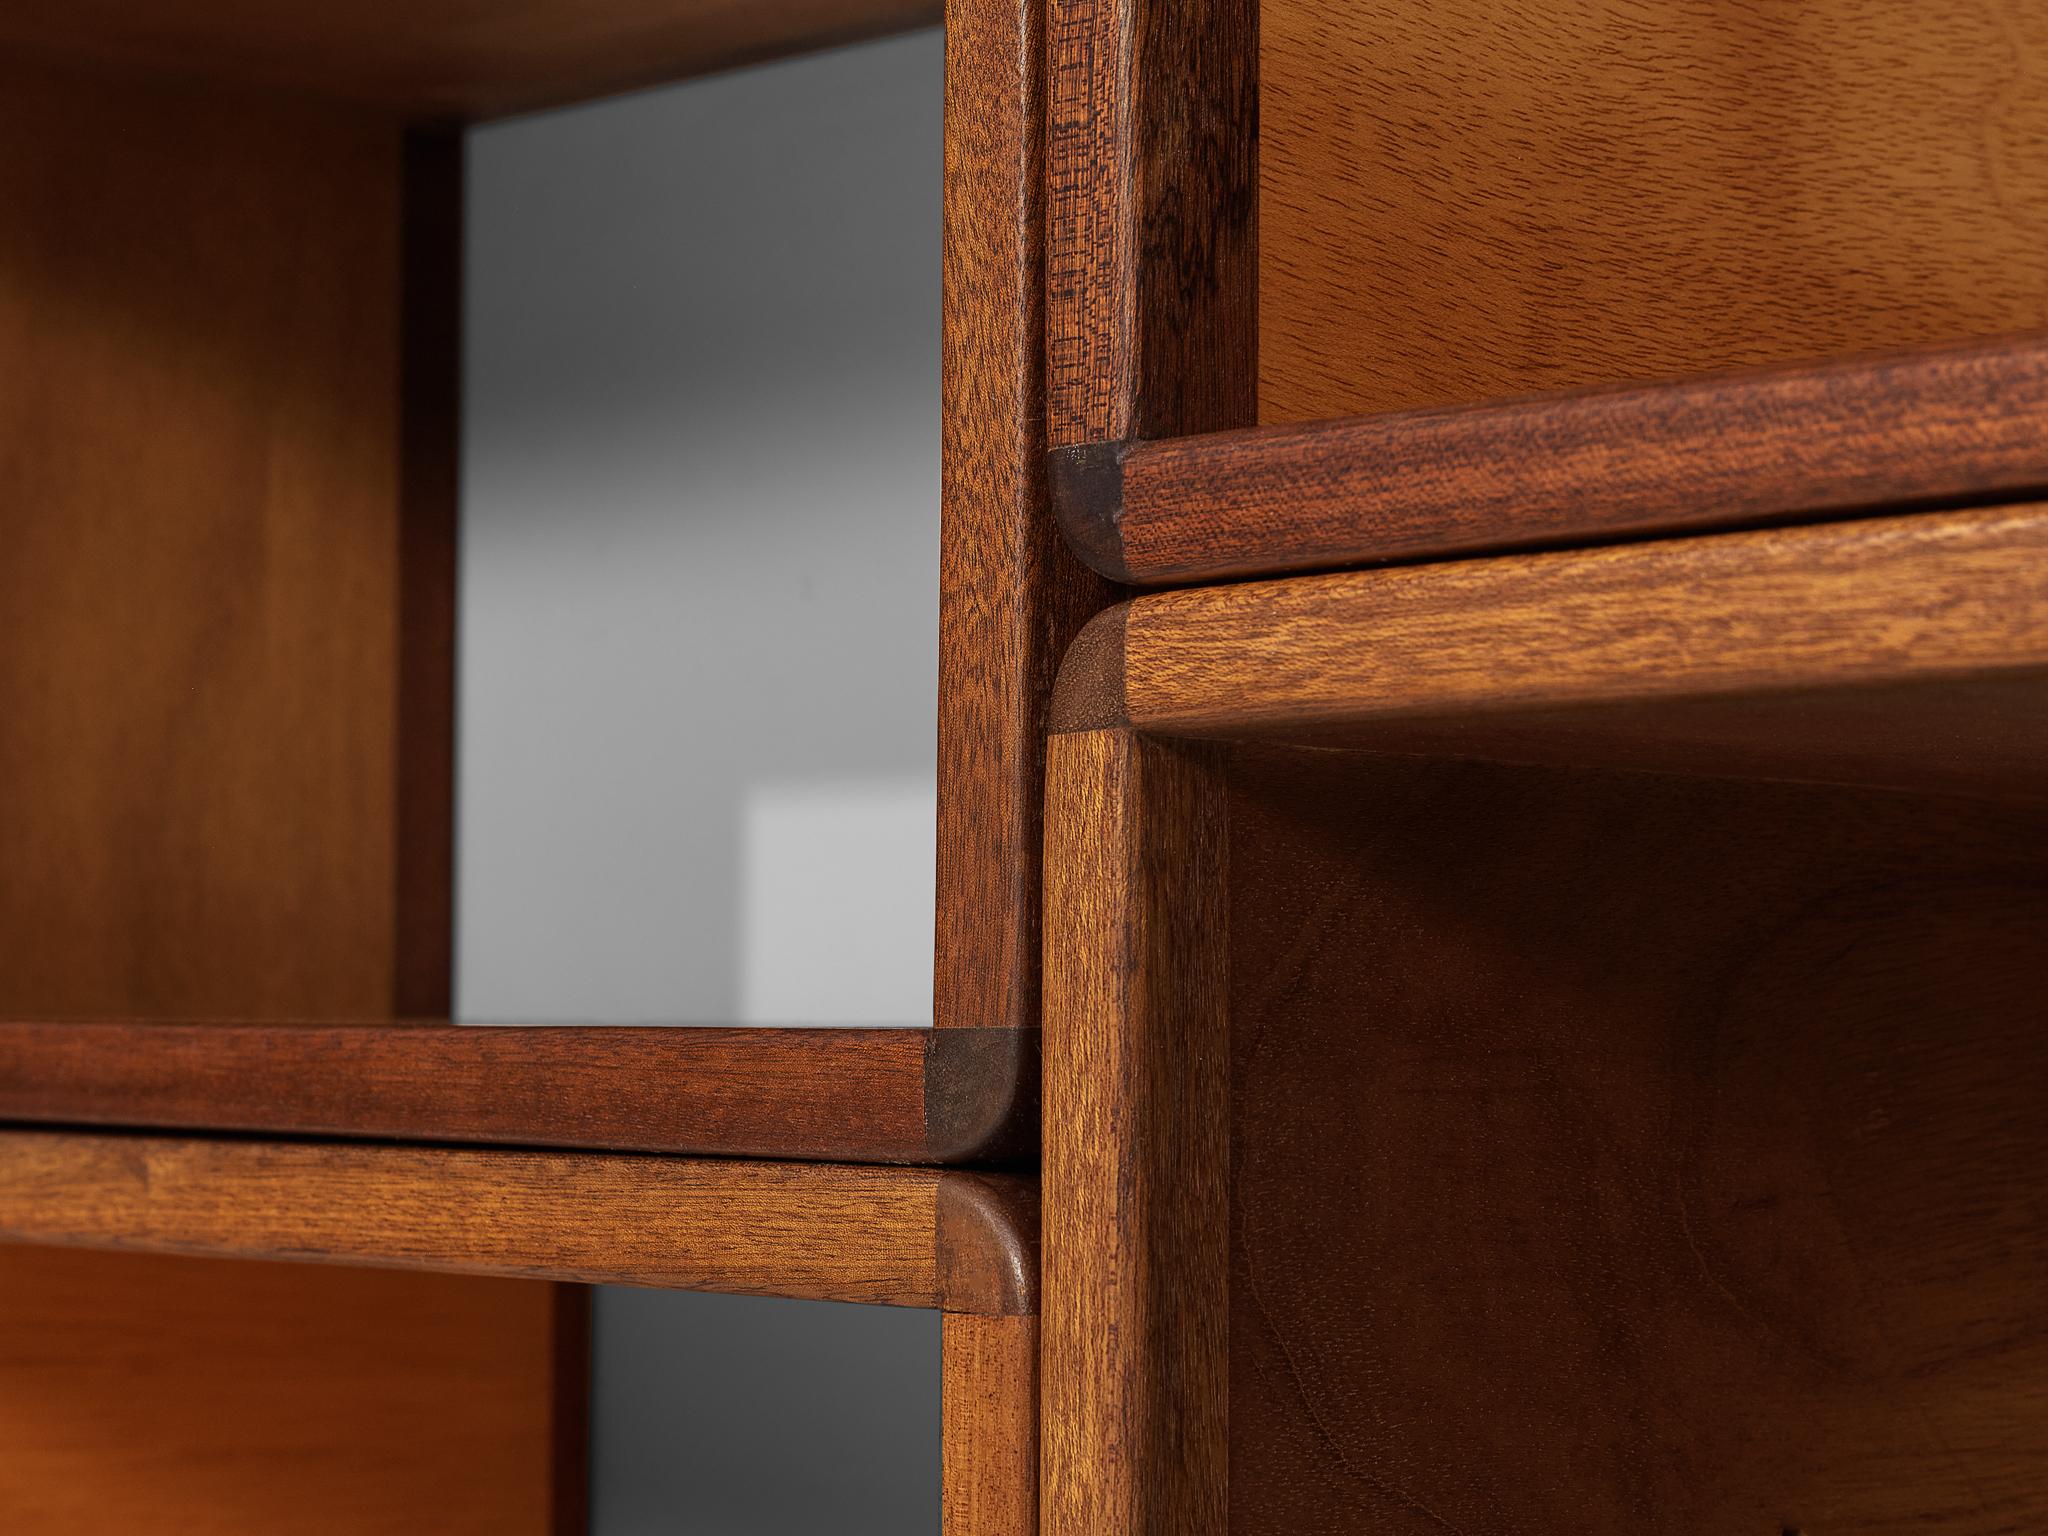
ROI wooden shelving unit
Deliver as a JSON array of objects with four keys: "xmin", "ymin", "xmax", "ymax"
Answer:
[
  {"xmin": 10, "ymin": 0, "xmax": 2048, "ymax": 1530},
  {"xmin": 0, "ymin": 3, "xmax": 1061, "ymax": 1532},
  {"xmin": 1037, "ymin": 1, "xmax": 2048, "ymax": 1533}
]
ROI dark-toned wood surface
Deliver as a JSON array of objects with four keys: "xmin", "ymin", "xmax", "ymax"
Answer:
[
  {"xmin": 1059, "ymin": 332, "xmax": 2048, "ymax": 584},
  {"xmin": 942, "ymin": 1314, "xmax": 1040, "ymax": 1536},
  {"xmin": 0, "ymin": 68, "xmax": 579, "ymax": 1532},
  {"xmin": 0, "ymin": 1130, "xmax": 1038, "ymax": 1315},
  {"xmin": 0, "ymin": 1247, "xmax": 570, "ymax": 1536},
  {"xmin": 1055, "ymin": 508, "xmax": 2048, "ymax": 798},
  {"xmin": 1044, "ymin": 728, "xmax": 1229, "ymax": 1536},
  {"xmin": 0, "ymin": 0, "xmax": 942, "ymax": 120},
  {"xmin": 938, "ymin": 0, "xmax": 1111, "ymax": 1034},
  {"xmin": 1261, "ymin": 0, "xmax": 2048, "ymax": 422},
  {"xmin": 0, "ymin": 1021, "xmax": 1035, "ymax": 1164},
  {"xmin": 394, "ymin": 126, "xmax": 463, "ymax": 1016},
  {"xmin": 1045, "ymin": 0, "xmax": 1256, "ymax": 448},
  {"xmin": 1228, "ymin": 746, "xmax": 2048, "ymax": 1532}
]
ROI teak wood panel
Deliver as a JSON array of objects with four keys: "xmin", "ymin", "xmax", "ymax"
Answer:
[
  {"xmin": 938, "ymin": 0, "xmax": 1112, "ymax": 1032},
  {"xmin": 0, "ymin": 1246, "xmax": 575, "ymax": 1536},
  {"xmin": 1057, "ymin": 332, "xmax": 2048, "ymax": 585},
  {"xmin": 0, "ymin": 0, "xmax": 942, "ymax": 119},
  {"xmin": 1226, "ymin": 747, "xmax": 2048, "ymax": 1532},
  {"xmin": 0, "ymin": 69, "xmax": 573, "ymax": 1533},
  {"xmin": 1261, "ymin": 0, "xmax": 2048, "ymax": 421},
  {"xmin": 0, "ymin": 1130, "xmax": 1037, "ymax": 1315},
  {"xmin": 0, "ymin": 1021, "xmax": 1036, "ymax": 1164},
  {"xmin": 1053, "ymin": 507, "xmax": 2048, "ymax": 800}
]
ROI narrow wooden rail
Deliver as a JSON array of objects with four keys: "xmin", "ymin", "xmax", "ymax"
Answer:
[
  {"xmin": 0, "ymin": 1020, "xmax": 1035, "ymax": 1165},
  {"xmin": 1053, "ymin": 333, "xmax": 2048, "ymax": 585},
  {"xmin": 0, "ymin": 1129, "xmax": 1037, "ymax": 1315}
]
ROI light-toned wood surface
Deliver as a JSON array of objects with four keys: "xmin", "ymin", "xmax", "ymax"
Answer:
[
  {"xmin": 0, "ymin": 1247, "xmax": 568, "ymax": 1536},
  {"xmin": 938, "ymin": 0, "xmax": 1111, "ymax": 1035},
  {"xmin": 1262, "ymin": 0, "xmax": 2048, "ymax": 421},
  {"xmin": 941, "ymin": 1314, "xmax": 1039, "ymax": 1536},
  {"xmin": 1043, "ymin": 728, "xmax": 1228, "ymax": 1536},
  {"xmin": 0, "ymin": 66, "xmax": 412, "ymax": 1020},
  {"xmin": 1059, "ymin": 508, "xmax": 2048, "ymax": 797},
  {"xmin": 0, "ymin": 0, "xmax": 941, "ymax": 120},
  {"xmin": 0, "ymin": 1130, "xmax": 1037, "ymax": 1314}
]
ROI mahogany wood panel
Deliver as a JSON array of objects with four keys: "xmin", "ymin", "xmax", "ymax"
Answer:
[
  {"xmin": 0, "ymin": 1131, "xmax": 1038, "ymax": 1315},
  {"xmin": 1054, "ymin": 507, "xmax": 2048, "ymax": 798},
  {"xmin": 0, "ymin": 67, "xmax": 427, "ymax": 1020},
  {"xmin": 0, "ymin": 0, "xmax": 942, "ymax": 120},
  {"xmin": 938, "ymin": 0, "xmax": 1111, "ymax": 1032},
  {"xmin": 0, "ymin": 1021, "xmax": 1035, "ymax": 1164},
  {"xmin": 1227, "ymin": 746, "xmax": 2048, "ymax": 1532},
  {"xmin": 1043, "ymin": 728, "xmax": 1229, "ymax": 1536},
  {"xmin": 0, "ymin": 1247, "xmax": 571, "ymax": 1536},
  {"xmin": 1045, "ymin": 0, "xmax": 1256, "ymax": 448},
  {"xmin": 1057, "ymin": 332, "xmax": 2048, "ymax": 584},
  {"xmin": 0, "ymin": 69, "xmax": 577, "ymax": 1533},
  {"xmin": 1262, "ymin": 0, "xmax": 2048, "ymax": 422},
  {"xmin": 941, "ymin": 1314, "xmax": 1039, "ymax": 1536}
]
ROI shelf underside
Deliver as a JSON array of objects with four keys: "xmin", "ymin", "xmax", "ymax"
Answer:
[
  {"xmin": 0, "ymin": 0, "xmax": 942, "ymax": 119},
  {"xmin": 0, "ymin": 1021, "xmax": 1035, "ymax": 1165},
  {"xmin": 0, "ymin": 1127, "xmax": 1035, "ymax": 1314}
]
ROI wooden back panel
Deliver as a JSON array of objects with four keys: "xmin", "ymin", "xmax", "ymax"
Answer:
[
  {"xmin": 0, "ymin": 66, "xmax": 572, "ymax": 1534},
  {"xmin": 1229, "ymin": 747, "xmax": 2048, "ymax": 1532},
  {"xmin": 0, "ymin": 65, "xmax": 432, "ymax": 1018},
  {"xmin": 1261, "ymin": 0, "xmax": 2048, "ymax": 421}
]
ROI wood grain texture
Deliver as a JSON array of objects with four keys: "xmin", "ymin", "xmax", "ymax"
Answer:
[
  {"xmin": 0, "ymin": 67, "xmax": 576, "ymax": 1534},
  {"xmin": 1046, "ymin": 0, "xmax": 1256, "ymax": 447},
  {"xmin": 0, "ymin": 1131, "xmax": 1037, "ymax": 1315},
  {"xmin": 0, "ymin": 0, "xmax": 942, "ymax": 120},
  {"xmin": 1044, "ymin": 729, "xmax": 1229, "ymax": 1536},
  {"xmin": 0, "ymin": 1247, "xmax": 569, "ymax": 1536},
  {"xmin": 942, "ymin": 1314, "xmax": 1039, "ymax": 1536},
  {"xmin": 1227, "ymin": 746, "xmax": 2048, "ymax": 1532},
  {"xmin": 1065, "ymin": 507, "xmax": 2048, "ymax": 797},
  {"xmin": 0, "ymin": 1021, "xmax": 1035, "ymax": 1164},
  {"xmin": 1262, "ymin": 0, "xmax": 2048, "ymax": 422},
  {"xmin": 0, "ymin": 66, "xmax": 417, "ymax": 1020},
  {"xmin": 1066, "ymin": 332, "xmax": 2048, "ymax": 584},
  {"xmin": 938, "ymin": 0, "xmax": 1112, "ymax": 1033}
]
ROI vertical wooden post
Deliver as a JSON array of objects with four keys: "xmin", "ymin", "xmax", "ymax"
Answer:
[
  {"xmin": 1043, "ymin": 726, "xmax": 1230, "ymax": 1535},
  {"xmin": 942, "ymin": 1313, "xmax": 1040, "ymax": 1536},
  {"xmin": 938, "ymin": 0, "xmax": 1113, "ymax": 1036}
]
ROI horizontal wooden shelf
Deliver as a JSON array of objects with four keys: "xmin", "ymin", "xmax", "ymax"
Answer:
[
  {"xmin": 0, "ymin": 1021, "xmax": 1034, "ymax": 1166},
  {"xmin": 0, "ymin": 1129, "xmax": 1034, "ymax": 1315},
  {"xmin": 1052, "ymin": 333, "xmax": 2048, "ymax": 585},
  {"xmin": 0, "ymin": 0, "xmax": 940, "ymax": 119},
  {"xmin": 1054, "ymin": 505, "xmax": 2048, "ymax": 799}
]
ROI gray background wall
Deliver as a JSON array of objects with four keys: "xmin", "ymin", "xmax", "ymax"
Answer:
[{"xmin": 457, "ymin": 31, "xmax": 946, "ymax": 1532}]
